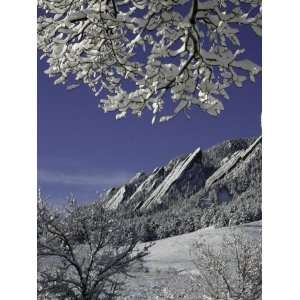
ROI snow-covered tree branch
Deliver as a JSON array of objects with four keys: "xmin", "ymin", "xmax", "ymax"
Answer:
[{"xmin": 38, "ymin": 0, "xmax": 262, "ymax": 122}]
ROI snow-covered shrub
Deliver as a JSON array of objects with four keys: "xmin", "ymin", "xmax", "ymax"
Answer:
[{"xmin": 192, "ymin": 231, "xmax": 262, "ymax": 300}]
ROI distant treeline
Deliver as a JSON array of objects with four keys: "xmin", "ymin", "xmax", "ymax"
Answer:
[{"xmin": 117, "ymin": 184, "xmax": 261, "ymax": 242}]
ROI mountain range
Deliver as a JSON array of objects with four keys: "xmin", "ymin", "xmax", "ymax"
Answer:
[{"xmin": 102, "ymin": 136, "xmax": 262, "ymax": 212}]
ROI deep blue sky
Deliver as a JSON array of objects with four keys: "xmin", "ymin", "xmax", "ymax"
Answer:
[{"xmin": 38, "ymin": 24, "xmax": 261, "ymax": 205}]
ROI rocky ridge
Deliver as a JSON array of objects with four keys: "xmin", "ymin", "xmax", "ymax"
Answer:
[{"xmin": 102, "ymin": 136, "xmax": 261, "ymax": 211}]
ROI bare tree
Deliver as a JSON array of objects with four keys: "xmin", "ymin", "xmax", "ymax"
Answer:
[
  {"xmin": 37, "ymin": 198, "xmax": 150, "ymax": 300},
  {"xmin": 37, "ymin": 0, "xmax": 261, "ymax": 122},
  {"xmin": 191, "ymin": 231, "xmax": 261, "ymax": 300}
]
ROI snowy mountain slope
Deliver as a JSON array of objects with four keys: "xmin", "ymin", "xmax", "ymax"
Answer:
[
  {"xmin": 191, "ymin": 136, "xmax": 262, "ymax": 208},
  {"xmin": 103, "ymin": 172, "xmax": 147, "ymax": 209},
  {"xmin": 102, "ymin": 137, "xmax": 261, "ymax": 211},
  {"xmin": 205, "ymin": 136, "xmax": 262, "ymax": 190},
  {"xmin": 129, "ymin": 167, "xmax": 166, "ymax": 210},
  {"xmin": 139, "ymin": 147, "xmax": 203, "ymax": 210}
]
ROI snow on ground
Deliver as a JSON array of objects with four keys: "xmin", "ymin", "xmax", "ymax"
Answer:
[
  {"xmin": 121, "ymin": 221, "xmax": 262, "ymax": 299},
  {"xmin": 142, "ymin": 221, "xmax": 261, "ymax": 273}
]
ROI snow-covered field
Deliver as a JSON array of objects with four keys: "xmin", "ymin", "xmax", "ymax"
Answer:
[
  {"xmin": 121, "ymin": 221, "xmax": 262, "ymax": 299},
  {"xmin": 143, "ymin": 220, "xmax": 261, "ymax": 272}
]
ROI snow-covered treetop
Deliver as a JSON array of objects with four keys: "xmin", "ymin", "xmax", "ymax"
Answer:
[{"xmin": 38, "ymin": 0, "xmax": 261, "ymax": 123}]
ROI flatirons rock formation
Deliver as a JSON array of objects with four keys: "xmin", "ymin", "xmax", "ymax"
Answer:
[
  {"xmin": 103, "ymin": 172, "xmax": 146, "ymax": 209},
  {"xmin": 192, "ymin": 136, "xmax": 262, "ymax": 206},
  {"xmin": 103, "ymin": 136, "xmax": 261, "ymax": 211},
  {"xmin": 205, "ymin": 136, "xmax": 261, "ymax": 191}
]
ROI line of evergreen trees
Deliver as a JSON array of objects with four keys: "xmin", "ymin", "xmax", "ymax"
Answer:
[{"xmin": 119, "ymin": 186, "xmax": 261, "ymax": 242}]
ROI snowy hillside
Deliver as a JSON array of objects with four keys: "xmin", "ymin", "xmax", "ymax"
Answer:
[
  {"xmin": 143, "ymin": 220, "xmax": 261, "ymax": 272},
  {"xmin": 121, "ymin": 221, "xmax": 262, "ymax": 300}
]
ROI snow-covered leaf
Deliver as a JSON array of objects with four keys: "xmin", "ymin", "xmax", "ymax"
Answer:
[
  {"xmin": 174, "ymin": 100, "xmax": 187, "ymax": 114},
  {"xmin": 251, "ymin": 24, "xmax": 262, "ymax": 37},
  {"xmin": 159, "ymin": 115, "xmax": 175, "ymax": 122},
  {"xmin": 116, "ymin": 111, "xmax": 127, "ymax": 120},
  {"xmin": 66, "ymin": 84, "xmax": 80, "ymax": 90}
]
